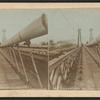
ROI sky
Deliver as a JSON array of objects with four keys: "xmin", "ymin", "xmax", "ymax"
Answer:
[
  {"xmin": 0, "ymin": 9, "xmax": 100, "ymax": 44},
  {"xmin": 48, "ymin": 8, "xmax": 100, "ymax": 44}
]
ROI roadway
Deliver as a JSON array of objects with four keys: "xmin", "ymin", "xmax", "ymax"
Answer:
[
  {"xmin": 74, "ymin": 46, "xmax": 100, "ymax": 90},
  {"xmin": 0, "ymin": 53, "xmax": 29, "ymax": 89}
]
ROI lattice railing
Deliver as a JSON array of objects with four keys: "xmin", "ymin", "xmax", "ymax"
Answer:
[{"xmin": 49, "ymin": 47, "xmax": 82, "ymax": 89}]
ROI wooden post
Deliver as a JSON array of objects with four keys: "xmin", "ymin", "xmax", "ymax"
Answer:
[
  {"xmin": 94, "ymin": 46, "xmax": 100, "ymax": 66},
  {"xmin": 96, "ymin": 46, "xmax": 100, "ymax": 67},
  {"xmin": 29, "ymin": 47, "xmax": 43, "ymax": 88},
  {"xmin": 12, "ymin": 47, "xmax": 20, "ymax": 72},
  {"xmin": 9, "ymin": 47, "xmax": 14, "ymax": 65},
  {"xmin": 18, "ymin": 47, "xmax": 29, "ymax": 82}
]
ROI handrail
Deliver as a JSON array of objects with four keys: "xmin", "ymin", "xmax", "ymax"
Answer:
[{"xmin": 49, "ymin": 47, "xmax": 81, "ymax": 73}]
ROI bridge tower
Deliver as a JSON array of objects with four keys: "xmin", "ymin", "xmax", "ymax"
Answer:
[
  {"xmin": 2, "ymin": 29, "xmax": 7, "ymax": 43},
  {"xmin": 89, "ymin": 28, "xmax": 93, "ymax": 42},
  {"xmin": 77, "ymin": 28, "xmax": 82, "ymax": 47}
]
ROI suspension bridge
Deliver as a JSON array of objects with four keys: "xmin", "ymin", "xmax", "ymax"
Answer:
[
  {"xmin": 49, "ymin": 28, "xmax": 100, "ymax": 90},
  {"xmin": 0, "ymin": 13, "xmax": 48, "ymax": 89}
]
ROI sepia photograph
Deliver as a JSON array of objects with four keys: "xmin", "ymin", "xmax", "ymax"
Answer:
[
  {"xmin": 0, "ymin": 3, "xmax": 100, "ymax": 97},
  {"xmin": 0, "ymin": 10, "xmax": 48, "ymax": 89},
  {"xmin": 49, "ymin": 8, "xmax": 100, "ymax": 90}
]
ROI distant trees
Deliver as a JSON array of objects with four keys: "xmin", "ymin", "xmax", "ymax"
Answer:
[
  {"xmin": 61, "ymin": 42, "xmax": 75, "ymax": 48},
  {"xmin": 41, "ymin": 41, "xmax": 48, "ymax": 45},
  {"xmin": 41, "ymin": 40, "xmax": 76, "ymax": 47},
  {"xmin": 86, "ymin": 41, "xmax": 88, "ymax": 44},
  {"xmin": 49, "ymin": 40, "xmax": 55, "ymax": 46}
]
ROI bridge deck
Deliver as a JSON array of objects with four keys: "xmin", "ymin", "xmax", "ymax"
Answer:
[
  {"xmin": 0, "ymin": 53, "xmax": 29, "ymax": 89},
  {"xmin": 75, "ymin": 47, "xmax": 100, "ymax": 90}
]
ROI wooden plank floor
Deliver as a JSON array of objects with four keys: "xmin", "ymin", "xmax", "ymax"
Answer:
[
  {"xmin": 0, "ymin": 53, "xmax": 29, "ymax": 89},
  {"xmin": 74, "ymin": 47, "xmax": 100, "ymax": 90}
]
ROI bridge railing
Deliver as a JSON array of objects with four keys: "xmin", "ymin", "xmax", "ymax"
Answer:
[
  {"xmin": 84, "ymin": 45, "xmax": 100, "ymax": 67},
  {"xmin": 0, "ymin": 45, "xmax": 48, "ymax": 88},
  {"xmin": 49, "ymin": 47, "xmax": 82, "ymax": 89}
]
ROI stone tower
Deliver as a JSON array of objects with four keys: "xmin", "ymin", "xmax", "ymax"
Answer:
[
  {"xmin": 2, "ymin": 29, "xmax": 7, "ymax": 43},
  {"xmin": 89, "ymin": 28, "xmax": 93, "ymax": 42},
  {"xmin": 77, "ymin": 28, "xmax": 82, "ymax": 47}
]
